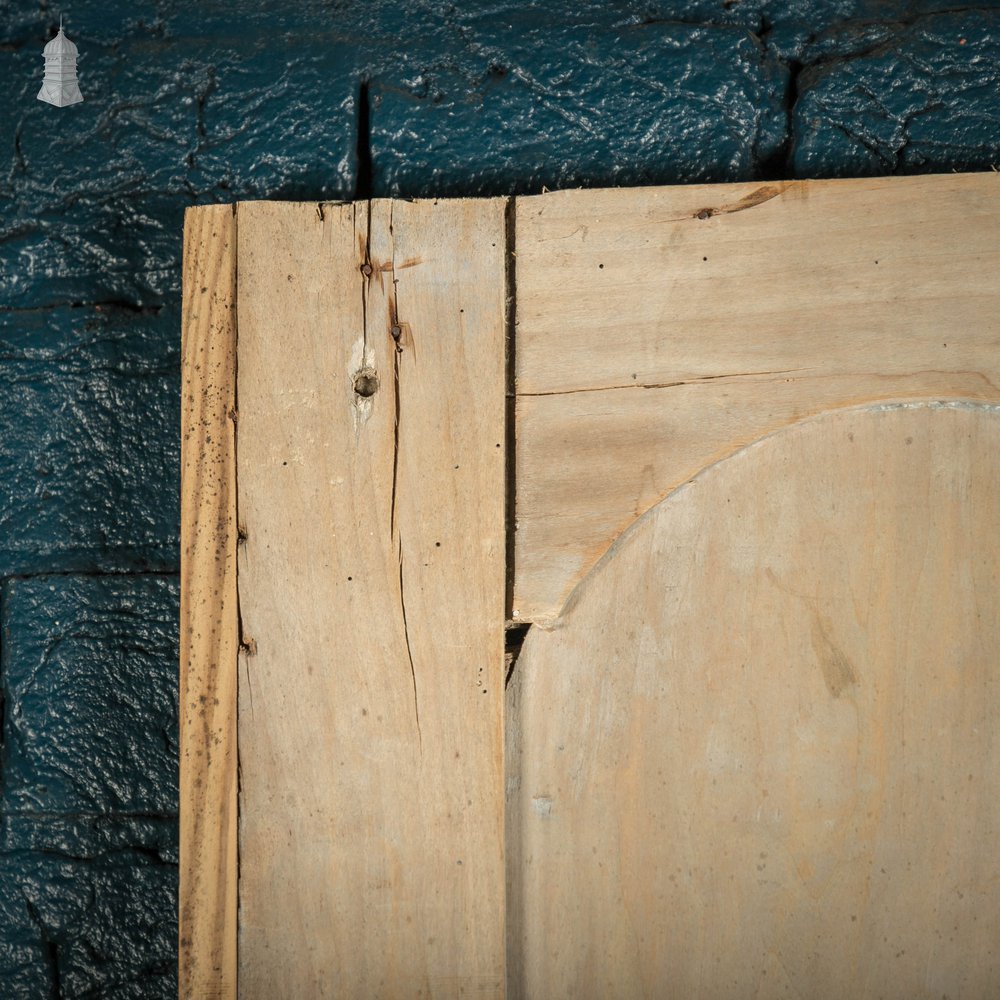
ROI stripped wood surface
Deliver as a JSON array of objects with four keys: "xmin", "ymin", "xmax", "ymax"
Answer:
[
  {"xmin": 179, "ymin": 204, "xmax": 239, "ymax": 1000},
  {"xmin": 508, "ymin": 401, "xmax": 1000, "ymax": 1000},
  {"xmin": 179, "ymin": 174, "xmax": 1000, "ymax": 997},
  {"xmin": 512, "ymin": 172, "xmax": 1000, "ymax": 622},
  {"xmin": 235, "ymin": 199, "xmax": 507, "ymax": 997}
]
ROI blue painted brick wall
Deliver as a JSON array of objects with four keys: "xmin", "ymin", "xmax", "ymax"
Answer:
[{"xmin": 1, "ymin": 0, "xmax": 998, "ymax": 994}]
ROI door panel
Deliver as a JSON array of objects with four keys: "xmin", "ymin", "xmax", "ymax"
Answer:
[
  {"xmin": 513, "ymin": 174, "xmax": 1000, "ymax": 623},
  {"xmin": 509, "ymin": 402, "xmax": 1000, "ymax": 999}
]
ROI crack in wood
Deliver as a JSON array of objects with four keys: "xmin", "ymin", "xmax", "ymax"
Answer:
[
  {"xmin": 389, "ymin": 201, "xmax": 402, "ymax": 538},
  {"xmin": 517, "ymin": 368, "xmax": 813, "ymax": 398},
  {"xmin": 384, "ymin": 201, "xmax": 420, "ymax": 750},
  {"xmin": 390, "ymin": 344, "xmax": 401, "ymax": 537},
  {"xmin": 398, "ymin": 542, "xmax": 422, "ymax": 750}
]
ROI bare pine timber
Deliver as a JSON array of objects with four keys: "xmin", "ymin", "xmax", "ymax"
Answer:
[
  {"xmin": 180, "ymin": 173, "xmax": 1000, "ymax": 996},
  {"xmin": 509, "ymin": 402, "xmax": 1000, "ymax": 1000},
  {"xmin": 179, "ymin": 203, "xmax": 239, "ymax": 1000},
  {"xmin": 235, "ymin": 199, "xmax": 507, "ymax": 997},
  {"xmin": 512, "ymin": 172, "xmax": 1000, "ymax": 622}
]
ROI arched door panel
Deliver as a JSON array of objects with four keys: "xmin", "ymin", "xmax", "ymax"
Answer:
[{"xmin": 509, "ymin": 402, "xmax": 1000, "ymax": 1000}]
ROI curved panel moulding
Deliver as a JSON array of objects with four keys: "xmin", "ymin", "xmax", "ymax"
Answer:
[
  {"xmin": 512, "ymin": 173, "xmax": 1000, "ymax": 623},
  {"xmin": 508, "ymin": 400, "xmax": 1000, "ymax": 1000}
]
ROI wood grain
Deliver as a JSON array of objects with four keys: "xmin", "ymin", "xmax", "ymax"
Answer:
[
  {"xmin": 235, "ymin": 198, "xmax": 507, "ymax": 997},
  {"xmin": 509, "ymin": 401, "xmax": 1000, "ymax": 1000},
  {"xmin": 179, "ymin": 203, "xmax": 238, "ymax": 1000},
  {"xmin": 512, "ymin": 172, "xmax": 1000, "ymax": 622}
]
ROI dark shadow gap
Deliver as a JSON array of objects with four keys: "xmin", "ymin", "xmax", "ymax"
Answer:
[
  {"xmin": 355, "ymin": 80, "xmax": 373, "ymax": 201},
  {"xmin": 505, "ymin": 622, "xmax": 530, "ymax": 689},
  {"xmin": 504, "ymin": 197, "xmax": 517, "ymax": 620}
]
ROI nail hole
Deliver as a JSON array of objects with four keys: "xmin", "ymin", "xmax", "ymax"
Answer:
[
  {"xmin": 353, "ymin": 370, "xmax": 379, "ymax": 398},
  {"xmin": 360, "ymin": 263, "xmax": 373, "ymax": 276}
]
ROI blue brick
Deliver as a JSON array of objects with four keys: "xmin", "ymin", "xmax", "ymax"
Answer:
[
  {"xmin": 0, "ymin": 4, "xmax": 359, "ymax": 310},
  {"xmin": 2, "ymin": 574, "xmax": 179, "ymax": 816},
  {"xmin": 368, "ymin": 13, "xmax": 790, "ymax": 196},
  {"xmin": 792, "ymin": 10, "xmax": 1000, "ymax": 177},
  {"xmin": 0, "ymin": 305, "xmax": 179, "ymax": 575},
  {"xmin": 0, "ymin": 816, "xmax": 177, "ymax": 999}
]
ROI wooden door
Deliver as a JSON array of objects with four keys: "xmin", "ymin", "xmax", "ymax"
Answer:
[{"xmin": 180, "ymin": 173, "xmax": 1000, "ymax": 998}]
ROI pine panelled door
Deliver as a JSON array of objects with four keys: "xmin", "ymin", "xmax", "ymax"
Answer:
[{"xmin": 180, "ymin": 173, "xmax": 1000, "ymax": 999}]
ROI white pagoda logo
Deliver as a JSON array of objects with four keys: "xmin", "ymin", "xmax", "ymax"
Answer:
[{"xmin": 37, "ymin": 17, "xmax": 83, "ymax": 107}]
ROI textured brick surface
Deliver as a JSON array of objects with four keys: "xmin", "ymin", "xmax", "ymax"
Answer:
[
  {"xmin": 792, "ymin": 9, "xmax": 1000, "ymax": 176},
  {"xmin": 1, "ymin": 0, "xmax": 999, "ymax": 995},
  {"xmin": 0, "ymin": 817, "xmax": 177, "ymax": 999},
  {"xmin": 369, "ymin": 16, "xmax": 790, "ymax": 195},
  {"xmin": 0, "ymin": 305, "xmax": 179, "ymax": 576},
  {"xmin": 2, "ymin": 575, "xmax": 179, "ymax": 816},
  {"xmin": 361, "ymin": 1, "xmax": 1000, "ymax": 194},
  {"xmin": 0, "ymin": 4, "xmax": 359, "ymax": 311},
  {"xmin": 0, "ymin": 576, "xmax": 178, "ymax": 997}
]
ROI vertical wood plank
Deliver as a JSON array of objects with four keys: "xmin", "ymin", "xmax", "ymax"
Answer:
[
  {"xmin": 179, "ymin": 204, "xmax": 239, "ymax": 1000},
  {"xmin": 236, "ymin": 198, "xmax": 507, "ymax": 997}
]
